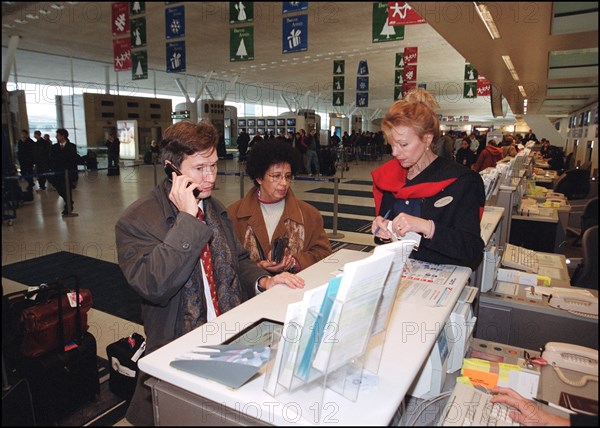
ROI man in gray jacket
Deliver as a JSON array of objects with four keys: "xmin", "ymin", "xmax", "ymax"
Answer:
[{"xmin": 115, "ymin": 121, "xmax": 304, "ymax": 425}]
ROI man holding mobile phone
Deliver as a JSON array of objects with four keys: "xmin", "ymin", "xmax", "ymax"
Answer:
[{"xmin": 115, "ymin": 121, "xmax": 304, "ymax": 426}]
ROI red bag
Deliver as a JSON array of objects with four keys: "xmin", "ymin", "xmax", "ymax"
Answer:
[{"xmin": 19, "ymin": 287, "xmax": 93, "ymax": 358}]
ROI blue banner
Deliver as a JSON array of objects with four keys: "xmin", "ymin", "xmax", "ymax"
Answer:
[
  {"xmin": 166, "ymin": 41, "xmax": 185, "ymax": 72},
  {"xmin": 356, "ymin": 92, "xmax": 369, "ymax": 107},
  {"xmin": 357, "ymin": 76, "xmax": 369, "ymax": 91},
  {"xmin": 283, "ymin": 15, "xmax": 308, "ymax": 53},
  {"xmin": 165, "ymin": 5, "xmax": 185, "ymax": 39},
  {"xmin": 283, "ymin": 2, "xmax": 308, "ymax": 13},
  {"xmin": 357, "ymin": 60, "xmax": 369, "ymax": 76}
]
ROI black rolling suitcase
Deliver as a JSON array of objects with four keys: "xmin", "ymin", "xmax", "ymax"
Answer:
[
  {"xmin": 12, "ymin": 276, "xmax": 100, "ymax": 425},
  {"xmin": 106, "ymin": 333, "xmax": 146, "ymax": 400},
  {"xmin": 107, "ymin": 165, "xmax": 120, "ymax": 176},
  {"xmin": 318, "ymin": 148, "xmax": 337, "ymax": 176}
]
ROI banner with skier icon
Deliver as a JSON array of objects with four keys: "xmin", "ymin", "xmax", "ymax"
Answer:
[
  {"xmin": 229, "ymin": 2, "xmax": 253, "ymax": 24},
  {"xmin": 132, "ymin": 50, "xmax": 148, "ymax": 80},
  {"xmin": 372, "ymin": 2, "xmax": 404, "ymax": 42},
  {"xmin": 166, "ymin": 41, "xmax": 186, "ymax": 73},
  {"xmin": 283, "ymin": 15, "xmax": 308, "ymax": 53},
  {"xmin": 230, "ymin": 26, "xmax": 254, "ymax": 62}
]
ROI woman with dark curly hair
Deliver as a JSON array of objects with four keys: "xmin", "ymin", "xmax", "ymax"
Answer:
[{"xmin": 228, "ymin": 140, "xmax": 332, "ymax": 273}]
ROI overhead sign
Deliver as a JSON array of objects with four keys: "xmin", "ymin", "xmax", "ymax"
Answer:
[
  {"xmin": 166, "ymin": 41, "xmax": 186, "ymax": 73},
  {"xmin": 372, "ymin": 2, "xmax": 404, "ymax": 42},
  {"xmin": 171, "ymin": 110, "xmax": 191, "ymax": 119},
  {"xmin": 283, "ymin": 15, "xmax": 308, "ymax": 53},
  {"xmin": 230, "ymin": 26, "xmax": 254, "ymax": 61},
  {"xmin": 388, "ymin": 2, "xmax": 425, "ymax": 26}
]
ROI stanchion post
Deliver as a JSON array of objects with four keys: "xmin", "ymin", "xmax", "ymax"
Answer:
[
  {"xmin": 153, "ymin": 161, "xmax": 157, "ymax": 187},
  {"xmin": 239, "ymin": 166, "xmax": 245, "ymax": 199},
  {"xmin": 63, "ymin": 169, "xmax": 78, "ymax": 217},
  {"xmin": 327, "ymin": 177, "xmax": 344, "ymax": 239}
]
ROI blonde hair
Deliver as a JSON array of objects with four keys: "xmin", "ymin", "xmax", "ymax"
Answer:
[{"xmin": 382, "ymin": 88, "xmax": 440, "ymax": 142}]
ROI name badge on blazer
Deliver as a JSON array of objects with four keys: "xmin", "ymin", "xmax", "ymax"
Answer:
[{"xmin": 434, "ymin": 196, "xmax": 453, "ymax": 208}]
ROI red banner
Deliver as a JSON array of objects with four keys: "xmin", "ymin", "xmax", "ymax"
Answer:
[
  {"xmin": 404, "ymin": 47, "xmax": 418, "ymax": 64},
  {"xmin": 113, "ymin": 38, "xmax": 132, "ymax": 71},
  {"xmin": 388, "ymin": 2, "xmax": 425, "ymax": 26},
  {"xmin": 403, "ymin": 65, "xmax": 417, "ymax": 82},
  {"xmin": 477, "ymin": 79, "xmax": 491, "ymax": 97},
  {"xmin": 402, "ymin": 82, "xmax": 416, "ymax": 97},
  {"xmin": 112, "ymin": 2, "xmax": 130, "ymax": 36}
]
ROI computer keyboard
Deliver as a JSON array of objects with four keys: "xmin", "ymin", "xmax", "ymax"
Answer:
[
  {"xmin": 501, "ymin": 243, "xmax": 539, "ymax": 274},
  {"xmin": 439, "ymin": 382, "xmax": 520, "ymax": 426}
]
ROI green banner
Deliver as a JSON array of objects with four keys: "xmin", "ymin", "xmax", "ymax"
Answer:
[
  {"xmin": 131, "ymin": 17, "xmax": 147, "ymax": 48},
  {"xmin": 394, "ymin": 69, "xmax": 403, "ymax": 85},
  {"xmin": 333, "ymin": 76, "xmax": 345, "ymax": 91},
  {"xmin": 130, "ymin": 1, "xmax": 145, "ymax": 15},
  {"xmin": 333, "ymin": 60, "xmax": 345, "ymax": 75},
  {"xmin": 464, "ymin": 64, "xmax": 478, "ymax": 80},
  {"xmin": 230, "ymin": 26, "xmax": 254, "ymax": 61},
  {"xmin": 463, "ymin": 82, "xmax": 477, "ymax": 98},
  {"xmin": 395, "ymin": 52, "xmax": 404, "ymax": 68},
  {"xmin": 229, "ymin": 2, "xmax": 254, "ymax": 24},
  {"xmin": 333, "ymin": 92, "xmax": 344, "ymax": 106},
  {"xmin": 132, "ymin": 50, "xmax": 148, "ymax": 80},
  {"xmin": 394, "ymin": 86, "xmax": 403, "ymax": 100},
  {"xmin": 372, "ymin": 2, "xmax": 404, "ymax": 43}
]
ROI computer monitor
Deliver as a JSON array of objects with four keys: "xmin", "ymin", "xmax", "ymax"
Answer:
[
  {"xmin": 277, "ymin": 119, "xmax": 285, "ymax": 126},
  {"xmin": 248, "ymin": 119, "xmax": 256, "ymax": 126},
  {"xmin": 267, "ymin": 119, "xmax": 276, "ymax": 126},
  {"xmin": 257, "ymin": 119, "xmax": 266, "ymax": 126},
  {"xmin": 257, "ymin": 127, "xmax": 265, "ymax": 135},
  {"xmin": 287, "ymin": 118, "xmax": 296, "ymax": 126},
  {"xmin": 238, "ymin": 119, "xmax": 246, "ymax": 127}
]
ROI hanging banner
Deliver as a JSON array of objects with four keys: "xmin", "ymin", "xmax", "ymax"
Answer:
[
  {"xmin": 388, "ymin": 2, "xmax": 426, "ymax": 26},
  {"xmin": 229, "ymin": 2, "xmax": 254, "ymax": 24},
  {"xmin": 357, "ymin": 76, "xmax": 369, "ymax": 91},
  {"xmin": 333, "ymin": 76, "xmax": 345, "ymax": 91},
  {"xmin": 132, "ymin": 50, "xmax": 148, "ymax": 80},
  {"xmin": 113, "ymin": 38, "xmax": 132, "ymax": 71},
  {"xmin": 403, "ymin": 65, "xmax": 417, "ymax": 82},
  {"xmin": 402, "ymin": 81, "xmax": 416, "ymax": 97},
  {"xmin": 131, "ymin": 17, "xmax": 147, "ymax": 48},
  {"xmin": 394, "ymin": 86, "xmax": 403, "ymax": 100},
  {"xmin": 230, "ymin": 26, "xmax": 254, "ymax": 61},
  {"xmin": 283, "ymin": 2, "xmax": 308, "ymax": 13},
  {"xmin": 333, "ymin": 92, "xmax": 344, "ymax": 106},
  {"xmin": 395, "ymin": 52, "xmax": 404, "ymax": 68},
  {"xmin": 112, "ymin": 2, "xmax": 130, "ymax": 36},
  {"xmin": 465, "ymin": 63, "xmax": 478, "ymax": 80},
  {"xmin": 404, "ymin": 47, "xmax": 418, "ymax": 64},
  {"xmin": 372, "ymin": 2, "xmax": 404, "ymax": 42},
  {"xmin": 477, "ymin": 79, "xmax": 491, "ymax": 97},
  {"xmin": 333, "ymin": 60, "xmax": 345, "ymax": 75},
  {"xmin": 166, "ymin": 41, "xmax": 186, "ymax": 72},
  {"xmin": 357, "ymin": 60, "xmax": 369, "ymax": 76},
  {"xmin": 394, "ymin": 69, "xmax": 404, "ymax": 85},
  {"xmin": 464, "ymin": 82, "xmax": 477, "ymax": 98},
  {"xmin": 165, "ymin": 5, "xmax": 185, "ymax": 39},
  {"xmin": 356, "ymin": 92, "xmax": 369, "ymax": 107},
  {"xmin": 130, "ymin": 1, "xmax": 145, "ymax": 15},
  {"xmin": 283, "ymin": 15, "xmax": 308, "ymax": 53}
]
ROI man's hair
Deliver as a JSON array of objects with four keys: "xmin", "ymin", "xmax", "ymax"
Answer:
[
  {"xmin": 56, "ymin": 128, "xmax": 69, "ymax": 138},
  {"xmin": 34, "ymin": 130, "xmax": 42, "ymax": 137},
  {"xmin": 245, "ymin": 140, "xmax": 300, "ymax": 187},
  {"xmin": 159, "ymin": 121, "xmax": 218, "ymax": 167}
]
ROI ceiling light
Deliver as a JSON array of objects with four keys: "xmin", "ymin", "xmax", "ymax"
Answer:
[
  {"xmin": 518, "ymin": 85, "xmax": 527, "ymax": 97},
  {"xmin": 39, "ymin": 8, "xmax": 50, "ymax": 14},
  {"xmin": 474, "ymin": 2, "xmax": 501, "ymax": 40},
  {"xmin": 14, "ymin": 18, "xmax": 27, "ymax": 24},
  {"xmin": 502, "ymin": 55, "xmax": 520, "ymax": 80},
  {"xmin": 50, "ymin": 4, "xmax": 65, "ymax": 10},
  {"xmin": 25, "ymin": 14, "xmax": 39, "ymax": 19},
  {"xmin": 3, "ymin": 23, "xmax": 15, "ymax": 28}
]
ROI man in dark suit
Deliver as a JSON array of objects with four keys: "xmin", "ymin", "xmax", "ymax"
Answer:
[
  {"xmin": 49, "ymin": 128, "xmax": 79, "ymax": 215},
  {"xmin": 17, "ymin": 129, "xmax": 35, "ymax": 192},
  {"xmin": 523, "ymin": 129, "xmax": 538, "ymax": 144}
]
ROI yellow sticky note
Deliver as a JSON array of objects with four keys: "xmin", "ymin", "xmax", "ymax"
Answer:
[{"xmin": 537, "ymin": 276, "xmax": 552, "ymax": 286}]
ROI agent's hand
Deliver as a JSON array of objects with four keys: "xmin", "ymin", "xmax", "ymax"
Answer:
[
  {"xmin": 372, "ymin": 215, "xmax": 392, "ymax": 240},
  {"xmin": 258, "ymin": 250, "xmax": 294, "ymax": 273},
  {"xmin": 168, "ymin": 171, "xmax": 201, "ymax": 217},
  {"xmin": 391, "ymin": 212, "xmax": 430, "ymax": 237},
  {"xmin": 489, "ymin": 387, "xmax": 570, "ymax": 426},
  {"xmin": 259, "ymin": 271, "xmax": 305, "ymax": 290}
]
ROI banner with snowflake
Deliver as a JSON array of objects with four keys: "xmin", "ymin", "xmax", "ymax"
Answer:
[
  {"xmin": 113, "ymin": 38, "xmax": 132, "ymax": 71},
  {"xmin": 372, "ymin": 2, "xmax": 404, "ymax": 43},
  {"xmin": 165, "ymin": 5, "xmax": 185, "ymax": 39},
  {"xmin": 112, "ymin": 2, "xmax": 130, "ymax": 36},
  {"xmin": 403, "ymin": 65, "xmax": 417, "ymax": 82}
]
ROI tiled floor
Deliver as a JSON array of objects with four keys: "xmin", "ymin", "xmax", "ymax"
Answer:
[{"xmin": 1, "ymin": 154, "xmax": 386, "ymax": 426}]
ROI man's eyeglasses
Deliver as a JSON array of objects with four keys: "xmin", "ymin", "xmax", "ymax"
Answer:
[{"xmin": 267, "ymin": 173, "xmax": 294, "ymax": 183}]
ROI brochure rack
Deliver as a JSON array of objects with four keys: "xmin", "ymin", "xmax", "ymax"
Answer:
[{"xmin": 263, "ymin": 289, "xmax": 389, "ymax": 423}]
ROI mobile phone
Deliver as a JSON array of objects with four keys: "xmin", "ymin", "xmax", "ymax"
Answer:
[{"xmin": 164, "ymin": 162, "xmax": 200, "ymax": 198}]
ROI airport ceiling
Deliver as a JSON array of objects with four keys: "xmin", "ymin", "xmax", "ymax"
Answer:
[{"xmin": 2, "ymin": 2, "xmax": 598, "ymax": 124}]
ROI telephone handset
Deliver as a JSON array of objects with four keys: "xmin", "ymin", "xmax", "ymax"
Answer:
[
  {"xmin": 547, "ymin": 290, "xmax": 598, "ymax": 318},
  {"xmin": 164, "ymin": 162, "xmax": 200, "ymax": 198},
  {"xmin": 542, "ymin": 342, "xmax": 599, "ymax": 387}
]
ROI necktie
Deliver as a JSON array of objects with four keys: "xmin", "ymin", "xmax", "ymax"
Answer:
[{"xmin": 197, "ymin": 208, "xmax": 221, "ymax": 316}]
